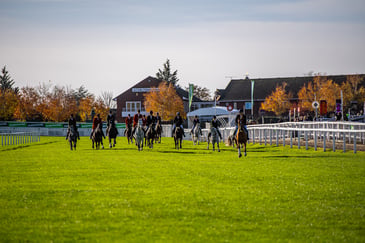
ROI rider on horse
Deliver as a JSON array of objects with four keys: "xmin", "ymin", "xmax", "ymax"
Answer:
[
  {"xmin": 155, "ymin": 112, "xmax": 162, "ymax": 125},
  {"xmin": 106, "ymin": 110, "xmax": 118, "ymax": 135},
  {"xmin": 132, "ymin": 109, "xmax": 143, "ymax": 136},
  {"xmin": 208, "ymin": 115, "xmax": 222, "ymax": 140},
  {"xmin": 234, "ymin": 109, "xmax": 249, "ymax": 139},
  {"xmin": 172, "ymin": 112, "xmax": 185, "ymax": 137},
  {"xmin": 66, "ymin": 113, "xmax": 80, "ymax": 140},
  {"xmin": 90, "ymin": 113, "xmax": 105, "ymax": 139},
  {"xmin": 146, "ymin": 110, "xmax": 156, "ymax": 130},
  {"xmin": 125, "ymin": 114, "xmax": 132, "ymax": 128},
  {"xmin": 191, "ymin": 115, "xmax": 202, "ymax": 135}
]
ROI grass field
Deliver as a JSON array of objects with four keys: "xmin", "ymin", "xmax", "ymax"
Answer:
[{"xmin": 0, "ymin": 136, "xmax": 364, "ymax": 242}]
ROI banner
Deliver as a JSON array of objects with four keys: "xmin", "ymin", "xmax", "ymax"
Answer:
[{"xmin": 188, "ymin": 83, "xmax": 194, "ymax": 111}]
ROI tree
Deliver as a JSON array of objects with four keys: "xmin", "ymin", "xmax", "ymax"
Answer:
[
  {"xmin": 340, "ymin": 75, "xmax": 365, "ymax": 109},
  {"xmin": 144, "ymin": 82, "xmax": 185, "ymax": 120},
  {"xmin": 185, "ymin": 84, "xmax": 211, "ymax": 101},
  {"xmin": 260, "ymin": 82, "xmax": 292, "ymax": 115},
  {"xmin": 297, "ymin": 76, "xmax": 340, "ymax": 112},
  {"xmin": 79, "ymin": 95, "xmax": 95, "ymax": 122},
  {"xmin": 14, "ymin": 86, "xmax": 42, "ymax": 121},
  {"xmin": 156, "ymin": 59, "xmax": 179, "ymax": 86},
  {"xmin": 100, "ymin": 91, "xmax": 116, "ymax": 109},
  {"xmin": 0, "ymin": 89, "xmax": 18, "ymax": 120},
  {"xmin": 0, "ymin": 66, "xmax": 18, "ymax": 93}
]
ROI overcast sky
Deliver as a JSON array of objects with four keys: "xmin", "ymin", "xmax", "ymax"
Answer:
[{"xmin": 1, "ymin": 0, "xmax": 364, "ymax": 97}]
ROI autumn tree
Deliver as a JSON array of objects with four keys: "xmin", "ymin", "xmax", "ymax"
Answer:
[
  {"xmin": 14, "ymin": 86, "xmax": 42, "ymax": 121},
  {"xmin": 185, "ymin": 84, "xmax": 211, "ymax": 101},
  {"xmin": 340, "ymin": 75, "xmax": 365, "ymax": 109},
  {"xmin": 298, "ymin": 76, "xmax": 340, "ymax": 112},
  {"xmin": 144, "ymin": 82, "xmax": 185, "ymax": 120},
  {"xmin": 260, "ymin": 82, "xmax": 292, "ymax": 115},
  {"xmin": 156, "ymin": 59, "xmax": 179, "ymax": 86},
  {"xmin": 0, "ymin": 66, "xmax": 19, "ymax": 120},
  {"xmin": 79, "ymin": 95, "xmax": 95, "ymax": 121}
]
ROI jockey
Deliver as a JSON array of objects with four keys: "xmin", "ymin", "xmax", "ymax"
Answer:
[
  {"xmin": 146, "ymin": 110, "xmax": 156, "ymax": 129},
  {"xmin": 191, "ymin": 115, "xmax": 202, "ymax": 135},
  {"xmin": 172, "ymin": 111, "xmax": 185, "ymax": 137},
  {"xmin": 106, "ymin": 110, "xmax": 117, "ymax": 135},
  {"xmin": 155, "ymin": 112, "xmax": 162, "ymax": 125},
  {"xmin": 90, "ymin": 113, "xmax": 105, "ymax": 139},
  {"xmin": 234, "ymin": 109, "xmax": 249, "ymax": 139},
  {"xmin": 208, "ymin": 115, "xmax": 222, "ymax": 140},
  {"xmin": 132, "ymin": 109, "xmax": 143, "ymax": 135},
  {"xmin": 66, "ymin": 113, "xmax": 80, "ymax": 140},
  {"xmin": 125, "ymin": 114, "xmax": 132, "ymax": 128}
]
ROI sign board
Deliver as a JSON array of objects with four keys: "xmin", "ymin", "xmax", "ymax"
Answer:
[
  {"xmin": 132, "ymin": 88, "xmax": 159, "ymax": 93},
  {"xmin": 312, "ymin": 101, "xmax": 319, "ymax": 109},
  {"xmin": 245, "ymin": 102, "xmax": 252, "ymax": 110},
  {"xmin": 227, "ymin": 104, "xmax": 233, "ymax": 111}
]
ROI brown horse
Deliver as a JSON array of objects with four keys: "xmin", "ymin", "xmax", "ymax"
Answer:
[
  {"xmin": 236, "ymin": 124, "xmax": 248, "ymax": 157},
  {"xmin": 124, "ymin": 124, "xmax": 133, "ymax": 144},
  {"xmin": 145, "ymin": 125, "xmax": 155, "ymax": 149},
  {"xmin": 92, "ymin": 123, "xmax": 104, "ymax": 149},
  {"xmin": 154, "ymin": 121, "xmax": 162, "ymax": 143},
  {"xmin": 174, "ymin": 126, "xmax": 183, "ymax": 149}
]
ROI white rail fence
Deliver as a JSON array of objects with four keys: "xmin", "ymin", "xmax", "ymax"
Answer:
[
  {"xmin": 185, "ymin": 122, "xmax": 365, "ymax": 154},
  {"xmin": 1, "ymin": 131, "xmax": 41, "ymax": 146}
]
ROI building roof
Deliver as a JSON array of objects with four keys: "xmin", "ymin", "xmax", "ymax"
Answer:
[
  {"xmin": 113, "ymin": 76, "xmax": 202, "ymax": 102},
  {"xmin": 217, "ymin": 74, "xmax": 364, "ymax": 102},
  {"xmin": 187, "ymin": 106, "xmax": 238, "ymax": 117}
]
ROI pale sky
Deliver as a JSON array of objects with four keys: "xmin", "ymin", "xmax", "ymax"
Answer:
[{"xmin": 1, "ymin": 0, "xmax": 364, "ymax": 98}]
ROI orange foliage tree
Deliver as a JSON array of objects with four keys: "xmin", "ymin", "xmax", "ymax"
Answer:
[
  {"xmin": 340, "ymin": 75, "xmax": 365, "ymax": 109},
  {"xmin": 0, "ymin": 89, "xmax": 18, "ymax": 120},
  {"xmin": 144, "ymin": 82, "xmax": 185, "ymax": 120},
  {"xmin": 79, "ymin": 95, "xmax": 95, "ymax": 122},
  {"xmin": 298, "ymin": 76, "xmax": 340, "ymax": 112},
  {"xmin": 14, "ymin": 86, "xmax": 41, "ymax": 121},
  {"xmin": 260, "ymin": 82, "xmax": 292, "ymax": 115}
]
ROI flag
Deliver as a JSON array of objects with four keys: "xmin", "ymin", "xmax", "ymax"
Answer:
[{"xmin": 189, "ymin": 83, "xmax": 194, "ymax": 111}]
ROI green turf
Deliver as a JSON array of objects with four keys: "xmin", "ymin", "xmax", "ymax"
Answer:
[{"xmin": 0, "ymin": 136, "xmax": 364, "ymax": 242}]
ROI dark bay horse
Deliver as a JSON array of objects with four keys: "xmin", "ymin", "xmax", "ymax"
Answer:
[
  {"xmin": 124, "ymin": 124, "xmax": 133, "ymax": 144},
  {"xmin": 107, "ymin": 123, "xmax": 118, "ymax": 148},
  {"xmin": 207, "ymin": 127, "xmax": 220, "ymax": 152},
  {"xmin": 236, "ymin": 124, "xmax": 248, "ymax": 157},
  {"xmin": 145, "ymin": 125, "xmax": 155, "ymax": 148},
  {"xmin": 174, "ymin": 126, "xmax": 183, "ymax": 149},
  {"xmin": 67, "ymin": 126, "xmax": 77, "ymax": 151},
  {"xmin": 154, "ymin": 121, "xmax": 162, "ymax": 143},
  {"xmin": 92, "ymin": 123, "xmax": 104, "ymax": 149}
]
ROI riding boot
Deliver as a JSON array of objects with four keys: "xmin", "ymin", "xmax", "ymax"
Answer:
[{"xmin": 77, "ymin": 131, "xmax": 80, "ymax": 140}]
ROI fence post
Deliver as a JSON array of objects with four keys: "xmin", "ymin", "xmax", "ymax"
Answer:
[
  {"xmin": 276, "ymin": 129, "xmax": 279, "ymax": 147},
  {"xmin": 343, "ymin": 132, "xmax": 346, "ymax": 153},
  {"xmin": 323, "ymin": 131, "xmax": 326, "ymax": 152},
  {"xmin": 333, "ymin": 132, "xmax": 336, "ymax": 152},
  {"xmin": 270, "ymin": 129, "xmax": 272, "ymax": 146},
  {"xmin": 314, "ymin": 131, "xmax": 317, "ymax": 151},
  {"xmin": 252, "ymin": 129, "xmax": 255, "ymax": 144},
  {"xmin": 305, "ymin": 131, "xmax": 308, "ymax": 150},
  {"xmin": 264, "ymin": 129, "xmax": 267, "ymax": 146},
  {"xmin": 354, "ymin": 133, "xmax": 357, "ymax": 154},
  {"xmin": 259, "ymin": 129, "xmax": 262, "ymax": 145},
  {"xmin": 290, "ymin": 130, "xmax": 293, "ymax": 148},
  {"xmin": 283, "ymin": 130, "xmax": 286, "ymax": 147},
  {"xmin": 298, "ymin": 130, "xmax": 301, "ymax": 149}
]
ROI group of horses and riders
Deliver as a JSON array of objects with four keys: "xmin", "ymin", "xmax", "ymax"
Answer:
[
  {"xmin": 66, "ymin": 107, "xmax": 249, "ymax": 157},
  {"xmin": 124, "ymin": 109, "xmax": 163, "ymax": 151}
]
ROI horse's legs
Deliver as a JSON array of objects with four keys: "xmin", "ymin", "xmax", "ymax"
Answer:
[
  {"xmin": 180, "ymin": 138, "xmax": 182, "ymax": 149},
  {"xmin": 109, "ymin": 137, "xmax": 112, "ymax": 148},
  {"xmin": 92, "ymin": 140, "xmax": 94, "ymax": 149},
  {"xmin": 244, "ymin": 142, "xmax": 247, "ymax": 156},
  {"xmin": 70, "ymin": 140, "xmax": 73, "ymax": 150},
  {"xmin": 238, "ymin": 145, "xmax": 242, "ymax": 158},
  {"xmin": 217, "ymin": 141, "xmax": 220, "ymax": 152},
  {"xmin": 207, "ymin": 139, "xmax": 210, "ymax": 150}
]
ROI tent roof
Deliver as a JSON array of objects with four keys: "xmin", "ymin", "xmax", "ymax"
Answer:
[{"xmin": 187, "ymin": 106, "xmax": 238, "ymax": 117}]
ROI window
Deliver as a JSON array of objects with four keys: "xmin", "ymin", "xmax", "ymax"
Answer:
[{"xmin": 126, "ymin": 101, "xmax": 141, "ymax": 112}]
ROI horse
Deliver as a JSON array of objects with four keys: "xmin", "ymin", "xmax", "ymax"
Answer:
[
  {"xmin": 134, "ymin": 123, "xmax": 145, "ymax": 151},
  {"xmin": 107, "ymin": 122, "xmax": 118, "ymax": 148},
  {"xmin": 67, "ymin": 126, "xmax": 77, "ymax": 151},
  {"xmin": 236, "ymin": 124, "xmax": 248, "ymax": 157},
  {"xmin": 207, "ymin": 127, "xmax": 220, "ymax": 152},
  {"xmin": 124, "ymin": 124, "xmax": 133, "ymax": 144},
  {"xmin": 227, "ymin": 129, "xmax": 237, "ymax": 147},
  {"xmin": 192, "ymin": 123, "xmax": 202, "ymax": 145},
  {"xmin": 145, "ymin": 125, "xmax": 155, "ymax": 149},
  {"xmin": 173, "ymin": 126, "xmax": 183, "ymax": 149},
  {"xmin": 92, "ymin": 123, "xmax": 104, "ymax": 149},
  {"xmin": 154, "ymin": 121, "xmax": 162, "ymax": 143}
]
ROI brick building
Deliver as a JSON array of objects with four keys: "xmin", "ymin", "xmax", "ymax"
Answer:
[{"xmin": 113, "ymin": 76, "xmax": 203, "ymax": 123}]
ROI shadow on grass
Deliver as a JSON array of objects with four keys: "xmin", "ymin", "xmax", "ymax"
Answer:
[{"xmin": 0, "ymin": 141, "xmax": 59, "ymax": 152}]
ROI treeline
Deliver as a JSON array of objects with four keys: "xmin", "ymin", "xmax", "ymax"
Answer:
[
  {"xmin": 0, "ymin": 66, "xmax": 111, "ymax": 122},
  {"xmin": 261, "ymin": 75, "xmax": 365, "ymax": 115}
]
